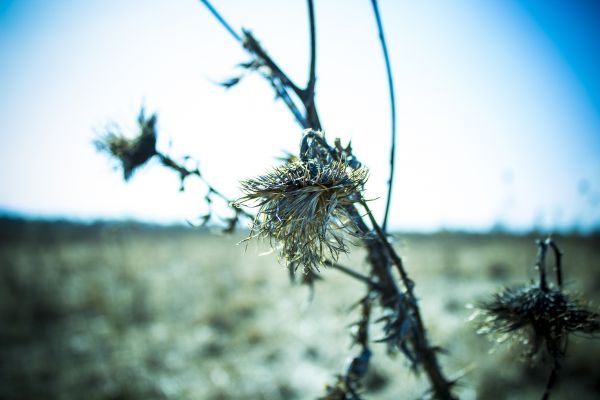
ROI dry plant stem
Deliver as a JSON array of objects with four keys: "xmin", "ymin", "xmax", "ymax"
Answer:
[
  {"xmin": 199, "ymin": 0, "xmax": 322, "ymax": 129},
  {"xmin": 303, "ymin": 0, "xmax": 321, "ymax": 129},
  {"xmin": 547, "ymin": 239, "xmax": 563, "ymax": 289},
  {"xmin": 323, "ymin": 260, "xmax": 382, "ymax": 290},
  {"xmin": 536, "ymin": 240, "xmax": 550, "ymax": 291},
  {"xmin": 343, "ymin": 204, "xmax": 402, "ymax": 304},
  {"xmin": 242, "ymin": 0, "xmax": 322, "ymax": 129},
  {"xmin": 156, "ymin": 152, "xmax": 254, "ymax": 220},
  {"xmin": 542, "ymin": 360, "xmax": 560, "ymax": 400},
  {"xmin": 361, "ymin": 199, "xmax": 457, "ymax": 400},
  {"xmin": 370, "ymin": 0, "xmax": 396, "ymax": 233},
  {"xmin": 345, "ymin": 202, "xmax": 455, "ymax": 399},
  {"xmin": 534, "ymin": 238, "xmax": 564, "ymax": 400},
  {"xmin": 241, "ymin": 30, "xmax": 309, "ymax": 129},
  {"xmin": 199, "ymin": 2, "xmax": 455, "ymax": 397},
  {"xmin": 535, "ymin": 238, "xmax": 563, "ymax": 292},
  {"xmin": 198, "ymin": 0, "xmax": 242, "ymax": 42},
  {"xmin": 347, "ymin": 295, "xmax": 373, "ymax": 395}
]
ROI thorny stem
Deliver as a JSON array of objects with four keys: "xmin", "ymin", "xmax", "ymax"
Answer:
[
  {"xmin": 361, "ymin": 199, "xmax": 414, "ymax": 292},
  {"xmin": 361, "ymin": 199, "xmax": 457, "ymax": 400},
  {"xmin": 241, "ymin": 29, "xmax": 303, "ymax": 96},
  {"xmin": 199, "ymin": 0, "xmax": 321, "ymax": 130},
  {"xmin": 241, "ymin": 29, "xmax": 309, "ymax": 129},
  {"xmin": 370, "ymin": 0, "xmax": 397, "ymax": 233},
  {"xmin": 346, "ymin": 295, "xmax": 373, "ymax": 397},
  {"xmin": 342, "ymin": 204, "xmax": 401, "ymax": 304}
]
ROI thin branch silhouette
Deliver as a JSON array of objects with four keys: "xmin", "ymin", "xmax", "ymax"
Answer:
[
  {"xmin": 198, "ymin": 0, "xmax": 242, "ymax": 42},
  {"xmin": 371, "ymin": 0, "xmax": 397, "ymax": 233},
  {"xmin": 303, "ymin": 0, "xmax": 321, "ymax": 129}
]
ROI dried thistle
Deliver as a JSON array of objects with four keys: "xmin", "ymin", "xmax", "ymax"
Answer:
[
  {"xmin": 475, "ymin": 238, "xmax": 600, "ymax": 399},
  {"xmin": 477, "ymin": 284, "xmax": 599, "ymax": 358},
  {"xmin": 236, "ymin": 158, "xmax": 368, "ymax": 274},
  {"xmin": 94, "ymin": 108, "xmax": 157, "ymax": 180}
]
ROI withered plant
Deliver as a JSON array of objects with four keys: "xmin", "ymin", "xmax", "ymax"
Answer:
[
  {"xmin": 476, "ymin": 238, "xmax": 599, "ymax": 400},
  {"xmin": 96, "ymin": 1, "xmax": 598, "ymax": 399}
]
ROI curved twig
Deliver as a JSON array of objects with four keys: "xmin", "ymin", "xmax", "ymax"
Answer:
[
  {"xmin": 303, "ymin": 0, "xmax": 321, "ymax": 130},
  {"xmin": 198, "ymin": 0, "xmax": 242, "ymax": 43},
  {"xmin": 370, "ymin": 0, "xmax": 397, "ymax": 233}
]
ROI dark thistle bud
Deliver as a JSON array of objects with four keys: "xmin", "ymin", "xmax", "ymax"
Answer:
[
  {"xmin": 94, "ymin": 107, "xmax": 158, "ymax": 180},
  {"xmin": 477, "ymin": 238, "xmax": 599, "ymax": 359},
  {"xmin": 477, "ymin": 284, "xmax": 599, "ymax": 359}
]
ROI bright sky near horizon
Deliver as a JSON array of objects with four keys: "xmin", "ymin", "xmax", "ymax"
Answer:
[{"xmin": 1, "ymin": 0, "xmax": 599, "ymax": 232}]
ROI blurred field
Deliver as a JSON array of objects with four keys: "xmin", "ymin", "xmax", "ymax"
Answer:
[{"xmin": 1, "ymin": 217, "xmax": 599, "ymax": 400}]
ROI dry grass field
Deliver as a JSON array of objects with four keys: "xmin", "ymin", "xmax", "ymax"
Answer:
[{"xmin": 1, "ymin": 218, "xmax": 599, "ymax": 399}]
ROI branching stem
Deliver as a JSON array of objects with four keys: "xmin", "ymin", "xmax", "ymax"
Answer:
[
  {"xmin": 360, "ymin": 199, "xmax": 457, "ymax": 400},
  {"xmin": 199, "ymin": 2, "xmax": 455, "ymax": 398},
  {"xmin": 156, "ymin": 152, "xmax": 254, "ymax": 220},
  {"xmin": 324, "ymin": 260, "xmax": 382, "ymax": 290}
]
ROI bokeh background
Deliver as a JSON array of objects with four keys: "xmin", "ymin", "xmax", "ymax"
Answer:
[{"xmin": 1, "ymin": 1, "xmax": 600, "ymax": 399}]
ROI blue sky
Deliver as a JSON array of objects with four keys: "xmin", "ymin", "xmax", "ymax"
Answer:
[{"xmin": 1, "ymin": 0, "xmax": 599, "ymax": 232}]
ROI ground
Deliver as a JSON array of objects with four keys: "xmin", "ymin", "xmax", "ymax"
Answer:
[{"xmin": 1, "ymin": 218, "xmax": 599, "ymax": 399}]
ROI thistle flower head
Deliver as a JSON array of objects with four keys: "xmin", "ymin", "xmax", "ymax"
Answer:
[
  {"xmin": 236, "ymin": 158, "xmax": 368, "ymax": 274},
  {"xmin": 94, "ymin": 108, "xmax": 157, "ymax": 180},
  {"xmin": 477, "ymin": 284, "xmax": 599, "ymax": 359}
]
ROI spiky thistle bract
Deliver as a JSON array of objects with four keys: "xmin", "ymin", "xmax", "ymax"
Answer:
[
  {"xmin": 236, "ymin": 158, "xmax": 368, "ymax": 274},
  {"xmin": 94, "ymin": 108, "xmax": 157, "ymax": 180}
]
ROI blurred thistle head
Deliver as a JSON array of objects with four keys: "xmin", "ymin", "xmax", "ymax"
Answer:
[
  {"xmin": 477, "ymin": 284, "xmax": 599, "ymax": 360},
  {"xmin": 94, "ymin": 107, "xmax": 157, "ymax": 180},
  {"xmin": 477, "ymin": 239, "xmax": 599, "ymax": 360},
  {"xmin": 236, "ymin": 154, "xmax": 368, "ymax": 274}
]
